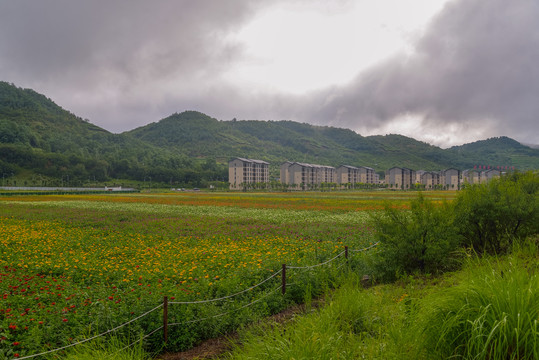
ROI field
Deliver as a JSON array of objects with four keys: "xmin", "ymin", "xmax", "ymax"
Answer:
[{"xmin": 0, "ymin": 191, "xmax": 457, "ymax": 358}]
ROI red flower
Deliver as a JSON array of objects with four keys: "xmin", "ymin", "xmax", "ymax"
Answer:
[
  {"xmin": 62, "ymin": 318, "xmax": 68, "ymax": 322},
  {"xmin": 13, "ymin": 341, "xmax": 20, "ymax": 346},
  {"xmin": 13, "ymin": 353, "xmax": 19, "ymax": 358}
]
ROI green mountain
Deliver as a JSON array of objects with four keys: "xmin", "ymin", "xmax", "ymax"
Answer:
[
  {"xmin": 127, "ymin": 112, "xmax": 444, "ymax": 171},
  {"xmin": 127, "ymin": 111, "xmax": 539, "ymax": 172},
  {"xmin": 0, "ymin": 82, "xmax": 219, "ymax": 186},
  {"xmin": 1, "ymin": 82, "xmax": 538, "ymax": 187},
  {"xmin": 447, "ymin": 137, "xmax": 539, "ymax": 169}
]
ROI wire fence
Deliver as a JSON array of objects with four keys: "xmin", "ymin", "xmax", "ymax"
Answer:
[{"xmin": 10, "ymin": 242, "xmax": 378, "ymax": 360}]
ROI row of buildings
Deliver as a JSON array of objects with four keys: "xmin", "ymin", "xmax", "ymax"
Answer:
[
  {"xmin": 280, "ymin": 162, "xmax": 378, "ymax": 188},
  {"xmin": 228, "ymin": 158, "xmax": 503, "ymax": 190}
]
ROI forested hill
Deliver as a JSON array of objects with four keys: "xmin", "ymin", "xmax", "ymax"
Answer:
[
  {"xmin": 0, "ymin": 82, "xmax": 215, "ymax": 184},
  {"xmin": 1, "ymin": 82, "xmax": 538, "ymax": 187},
  {"xmin": 447, "ymin": 137, "xmax": 539, "ymax": 169},
  {"xmin": 127, "ymin": 111, "xmax": 447, "ymax": 171},
  {"xmin": 127, "ymin": 111, "xmax": 539, "ymax": 171}
]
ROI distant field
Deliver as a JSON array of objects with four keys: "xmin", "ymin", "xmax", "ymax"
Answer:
[{"xmin": 0, "ymin": 191, "xmax": 455, "ymax": 356}]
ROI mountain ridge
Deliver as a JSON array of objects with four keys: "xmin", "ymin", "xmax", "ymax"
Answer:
[{"xmin": 1, "ymin": 82, "xmax": 538, "ymax": 186}]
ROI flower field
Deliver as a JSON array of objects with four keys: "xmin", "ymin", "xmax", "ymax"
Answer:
[{"xmin": 0, "ymin": 191, "xmax": 456, "ymax": 357}]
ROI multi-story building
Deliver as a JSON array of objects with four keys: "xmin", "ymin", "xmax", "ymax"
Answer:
[
  {"xmin": 481, "ymin": 169, "xmax": 501, "ymax": 183},
  {"xmin": 421, "ymin": 171, "xmax": 441, "ymax": 189},
  {"xmin": 229, "ymin": 158, "xmax": 269, "ymax": 190},
  {"xmin": 387, "ymin": 167, "xmax": 416, "ymax": 189},
  {"xmin": 358, "ymin": 166, "xmax": 376, "ymax": 184},
  {"xmin": 280, "ymin": 162, "xmax": 336, "ymax": 189},
  {"xmin": 415, "ymin": 170, "xmax": 426, "ymax": 185},
  {"xmin": 462, "ymin": 169, "xmax": 481, "ymax": 184},
  {"xmin": 441, "ymin": 168, "xmax": 461, "ymax": 189},
  {"xmin": 336, "ymin": 165, "xmax": 360, "ymax": 185},
  {"xmin": 280, "ymin": 161, "xmax": 293, "ymax": 184}
]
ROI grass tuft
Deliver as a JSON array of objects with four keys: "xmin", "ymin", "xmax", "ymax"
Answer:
[{"xmin": 418, "ymin": 250, "xmax": 539, "ymax": 359}]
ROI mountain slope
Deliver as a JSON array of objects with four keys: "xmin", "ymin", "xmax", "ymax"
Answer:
[
  {"xmin": 127, "ymin": 111, "xmax": 539, "ymax": 171},
  {"xmin": 1, "ymin": 82, "xmax": 538, "ymax": 186},
  {"xmin": 0, "ymin": 82, "xmax": 206, "ymax": 183},
  {"xmin": 447, "ymin": 136, "xmax": 539, "ymax": 169}
]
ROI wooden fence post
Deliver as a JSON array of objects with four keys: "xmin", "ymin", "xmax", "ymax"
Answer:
[
  {"xmin": 281, "ymin": 264, "xmax": 286, "ymax": 294},
  {"xmin": 163, "ymin": 296, "xmax": 168, "ymax": 344}
]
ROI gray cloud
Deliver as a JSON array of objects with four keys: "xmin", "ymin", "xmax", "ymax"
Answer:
[
  {"xmin": 295, "ymin": 0, "xmax": 539, "ymax": 146},
  {"xmin": 0, "ymin": 0, "xmax": 263, "ymax": 129},
  {"xmin": 1, "ymin": 0, "xmax": 538, "ymax": 147}
]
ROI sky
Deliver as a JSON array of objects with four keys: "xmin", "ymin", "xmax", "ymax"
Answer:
[{"xmin": 1, "ymin": 0, "xmax": 538, "ymax": 148}]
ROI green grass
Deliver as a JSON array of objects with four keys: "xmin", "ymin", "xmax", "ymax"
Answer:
[
  {"xmin": 59, "ymin": 335, "xmax": 152, "ymax": 360},
  {"xmin": 226, "ymin": 241, "xmax": 539, "ymax": 360},
  {"xmin": 418, "ymin": 243, "xmax": 539, "ymax": 359}
]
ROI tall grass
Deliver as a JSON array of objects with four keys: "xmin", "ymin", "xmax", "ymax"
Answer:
[
  {"xmin": 227, "ymin": 272, "xmax": 417, "ymax": 360},
  {"xmin": 227, "ymin": 242, "xmax": 539, "ymax": 360},
  {"xmin": 56, "ymin": 335, "xmax": 151, "ymax": 360},
  {"xmin": 418, "ymin": 246, "xmax": 539, "ymax": 359}
]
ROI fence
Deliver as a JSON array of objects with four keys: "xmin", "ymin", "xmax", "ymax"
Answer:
[{"xmin": 12, "ymin": 242, "xmax": 378, "ymax": 360}]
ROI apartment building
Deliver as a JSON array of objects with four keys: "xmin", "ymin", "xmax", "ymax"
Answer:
[
  {"xmin": 387, "ymin": 167, "xmax": 416, "ymax": 189},
  {"xmin": 228, "ymin": 158, "xmax": 269, "ymax": 190},
  {"xmin": 336, "ymin": 165, "xmax": 360, "ymax": 185},
  {"xmin": 336, "ymin": 165, "xmax": 376, "ymax": 185},
  {"xmin": 421, "ymin": 171, "xmax": 441, "ymax": 189},
  {"xmin": 441, "ymin": 168, "xmax": 461, "ymax": 189},
  {"xmin": 280, "ymin": 161, "xmax": 293, "ymax": 184},
  {"xmin": 481, "ymin": 169, "xmax": 501, "ymax": 183},
  {"xmin": 462, "ymin": 169, "xmax": 481, "ymax": 184},
  {"xmin": 359, "ymin": 166, "xmax": 376, "ymax": 184},
  {"xmin": 415, "ymin": 170, "xmax": 426, "ymax": 184},
  {"xmin": 280, "ymin": 162, "xmax": 336, "ymax": 189}
]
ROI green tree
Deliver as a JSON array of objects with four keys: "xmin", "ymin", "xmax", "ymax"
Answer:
[
  {"xmin": 453, "ymin": 171, "xmax": 539, "ymax": 254},
  {"xmin": 370, "ymin": 193, "xmax": 461, "ymax": 281}
]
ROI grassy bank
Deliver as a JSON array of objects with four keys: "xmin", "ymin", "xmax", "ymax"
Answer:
[{"xmin": 227, "ymin": 241, "xmax": 539, "ymax": 360}]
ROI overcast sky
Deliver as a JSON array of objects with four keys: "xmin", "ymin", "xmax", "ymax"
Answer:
[{"xmin": 1, "ymin": 0, "xmax": 538, "ymax": 148}]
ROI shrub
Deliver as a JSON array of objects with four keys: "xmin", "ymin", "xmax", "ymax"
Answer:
[
  {"xmin": 454, "ymin": 171, "xmax": 539, "ymax": 254},
  {"xmin": 369, "ymin": 194, "xmax": 461, "ymax": 281}
]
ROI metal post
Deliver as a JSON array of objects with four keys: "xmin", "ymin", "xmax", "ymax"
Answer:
[
  {"xmin": 163, "ymin": 296, "xmax": 168, "ymax": 344},
  {"xmin": 281, "ymin": 264, "xmax": 286, "ymax": 295}
]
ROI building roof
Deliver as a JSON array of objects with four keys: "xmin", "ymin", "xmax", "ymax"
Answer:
[
  {"xmin": 291, "ymin": 162, "xmax": 335, "ymax": 170},
  {"xmin": 337, "ymin": 165, "xmax": 359, "ymax": 170},
  {"xmin": 230, "ymin": 157, "xmax": 269, "ymax": 165}
]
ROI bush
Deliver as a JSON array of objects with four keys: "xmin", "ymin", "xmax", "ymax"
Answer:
[
  {"xmin": 369, "ymin": 194, "xmax": 461, "ymax": 281},
  {"xmin": 454, "ymin": 171, "xmax": 539, "ymax": 254}
]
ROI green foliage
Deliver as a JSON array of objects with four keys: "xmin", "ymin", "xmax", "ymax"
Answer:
[
  {"xmin": 228, "ymin": 244, "xmax": 539, "ymax": 360},
  {"xmin": 2, "ymin": 81, "xmax": 539, "ymax": 186},
  {"xmin": 454, "ymin": 171, "xmax": 539, "ymax": 254},
  {"xmin": 370, "ymin": 194, "xmax": 461, "ymax": 281},
  {"xmin": 229, "ymin": 275, "xmax": 374, "ymax": 360},
  {"xmin": 61, "ymin": 335, "xmax": 151, "ymax": 360},
  {"xmin": 418, "ymin": 252, "xmax": 539, "ymax": 359},
  {"xmin": 449, "ymin": 136, "xmax": 539, "ymax": 170}
]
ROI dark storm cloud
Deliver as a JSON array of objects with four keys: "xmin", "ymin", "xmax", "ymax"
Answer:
[
  {"xmin": 0, "ymin": 1, "xmax": 256, "ymax": 80},
  {"xmin": 1, "ymin": 0, "xmax": 538, "ymax": 146},
  {"xmin": 0, "ymin": 0, "xmax": 262, "ymax": 129},
  {"xmin": 298, "ymin": 0, "xmax": 539, "ymax": 145}
]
